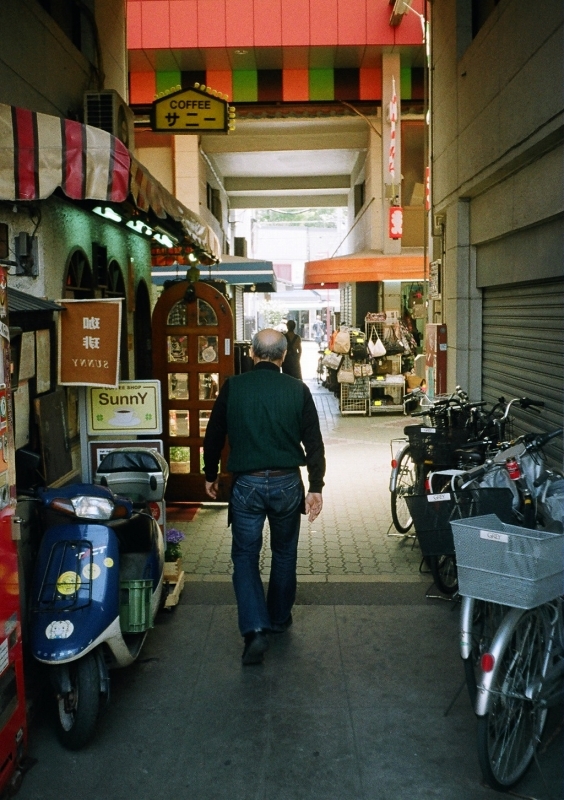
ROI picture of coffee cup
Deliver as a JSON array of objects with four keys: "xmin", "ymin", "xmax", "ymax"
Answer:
[{"xmin": 109, "ymin": 408, "xmax": 141, "ymax": 427}]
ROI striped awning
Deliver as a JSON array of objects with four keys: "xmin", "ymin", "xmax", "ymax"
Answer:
[{"xmin": 0, "ymin": 103, "xmax": 220, "ymax": 263}]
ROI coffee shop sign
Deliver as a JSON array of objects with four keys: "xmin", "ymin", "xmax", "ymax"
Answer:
[{"xmin": 87, "ymin": 381, "xmax": 162, "ymax": 436}]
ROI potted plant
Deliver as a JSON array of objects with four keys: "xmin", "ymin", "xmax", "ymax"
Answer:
[{"xmin": 163, "ymin": 527, "xmax": 185, "ymax": 580}]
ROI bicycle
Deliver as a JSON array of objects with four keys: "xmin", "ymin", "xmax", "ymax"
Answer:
[
  {"xmin": 451, "ymin": 506, "xmax": 564, "ymax": 791},
  {"xmin": 316, "ymin": 348, "xmax": 327, "ymax": 385},
  {"xmin": 389, "ymin": 387, "xmax": 472, "ymax": 535},
  {"xmin": 453, "ymin": 426, "xmax": 562, "ymax": 704},
  {"xmin": 413, "ymin": 397, "xmax": 548, "ymax": 594}
]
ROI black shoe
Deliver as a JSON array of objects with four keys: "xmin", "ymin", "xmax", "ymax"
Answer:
[
  {"xmin": 269, "ymin": 614, "xmax": 293, "ymax": 634},
  {"xmin": 242, "ymin": 630, "xmax": 269, "ymax": 665}
]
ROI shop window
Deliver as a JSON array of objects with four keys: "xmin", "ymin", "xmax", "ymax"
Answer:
[
  {"xmin": 38, "ymin": 0, "xmax": 97, "ymax": 65},
  {"xmin": 92, "ymin": 243, "xmax": 108, "ymax": 288},
  {"xmin": 354, "ymin": 182, "xmax": 365, "ymax": 218},
  {"xmin": 167, "ymin": 301, "xmax": 187, "ymax": 326},
  {"xmin": 64, "ymin": 249, "xmax": 94, "ymax": 298},
  {"xmin": 104, "ymin": 261, "xmax": 125, "ymax": 298},
  {"xmin": 168, "ymin": 373, "xmax": 189, "ymax": 400},
  {"xmin": 472, "ymin": 0, "xmax": 500, "ymax": 38},
  {"xmin": 169, "ymin": 446, "xmax": 190, "ymax": 474},
  {"xmin": 206, "ymin": 183, "xmax": 222, "ymax": 223},
  {"xmin": 197, "ymin": 299, "xmax": 218, "ymax": 326}
]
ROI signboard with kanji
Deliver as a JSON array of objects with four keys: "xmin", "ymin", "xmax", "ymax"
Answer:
[
  {"xmin": 57, "ymin": 299, "xmax": 121, "ymax": 387},
  {"xmin": 151, "ymin": 86, "xmax": 229, "ymax": 133}
]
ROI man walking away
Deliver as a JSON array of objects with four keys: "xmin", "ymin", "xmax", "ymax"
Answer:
[{"xmin": 203, "ymin": 329, "xmax": 325, "ymax": 665}]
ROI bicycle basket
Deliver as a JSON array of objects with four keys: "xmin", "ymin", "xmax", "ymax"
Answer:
[
  {"xmin": 451, "ymin": 514, "xmax": 564, "ymax": 609},
  {"xmin": 406, "ymin": 488, "xmax": 514, "ymax": 557},
  {"xmin": 404, "ymin": 424, "xmax": 471, "ymax": 466}
]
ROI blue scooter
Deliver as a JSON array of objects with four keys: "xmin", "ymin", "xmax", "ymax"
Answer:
[{"xmin": 29, "ymin": 448, "xmax": 168, "ymax": 750}]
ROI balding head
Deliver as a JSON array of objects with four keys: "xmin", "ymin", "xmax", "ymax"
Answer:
[{"xmin": 251, "ymin": 329, "xmax": 287, "ymax": 364}]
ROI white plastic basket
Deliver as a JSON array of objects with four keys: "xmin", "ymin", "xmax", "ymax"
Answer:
[{"xmin": 450, "ymin": 514, "xmax": 564, "ymax": 609}]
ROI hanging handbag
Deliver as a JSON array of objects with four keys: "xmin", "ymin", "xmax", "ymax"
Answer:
[
  {"xmin": 332, "ymin": 327, "xmax": 351, "ymax": 354},
  {"xmin": 382, "ymin": 323, "xmax": 405, "ymax": 355},
  {"xmin": 337, "ymin": 355, "xmax": 355, "ymax": 383},
  {"xmin": 367, "ymin": 325, "xmax": 386, "ymax": 358},
  {"xmin": 353, "ymin": 363, "xmax": 373, "ymax": 378},
  {"xmin": 321, "ymin": 352, "xmax": 342, "ymax": 370}
]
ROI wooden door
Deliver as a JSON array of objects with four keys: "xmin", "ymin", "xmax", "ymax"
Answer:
[{"xmin": 152, "ymin": 281, "xmax": 234, "ymax": 502}]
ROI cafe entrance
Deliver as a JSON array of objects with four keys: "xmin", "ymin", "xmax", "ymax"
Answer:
[{"xmin": 152, "ymin": 280, "xmax": 234, "ymax": 502}]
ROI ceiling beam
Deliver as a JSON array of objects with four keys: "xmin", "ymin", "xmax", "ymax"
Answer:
[
  {"xmin": 225, "ymin": 175, "xmax": 351, "ymax": 192},
  {"xmin": 229, "ymin": 194, "xmax": 348, "ymax": 208}
]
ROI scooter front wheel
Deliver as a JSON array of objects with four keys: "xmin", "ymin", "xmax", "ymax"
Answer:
[{"xmin": 55, "ymin": 652, "xmax": 100, "ymax": 750}]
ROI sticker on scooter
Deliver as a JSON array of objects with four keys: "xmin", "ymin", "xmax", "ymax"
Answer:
[
  {"xmin": 45, "ymin": 620, "xmax": 74, "ymax": 639},
  {"xmin": 56, "ymin": 571, "xmax": 81, "ymax": 595},
  {"xmin": 104, "ymin": 557, "xmax": 114, "ymax": 568},
  {"xmin": 82, "ymin": 563, "xmax": 101, "ymax": 580}
]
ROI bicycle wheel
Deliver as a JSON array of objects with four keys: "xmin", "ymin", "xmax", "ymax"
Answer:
[
  {"xmin": 477, "ymin": 606, "xmax": 550, "ymax": 790},
  {"xmin": 462, "ymin": 599, "xmax": 507, "ymax": 705},
  {"xmin": 428, "ymin": 553, "xmax": 458, "ymax": 594},
  {"xmin": 390, "ymin": 446, "xmax": 421, "ymax": 533}
]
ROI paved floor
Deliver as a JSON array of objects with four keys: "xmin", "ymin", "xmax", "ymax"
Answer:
[
  {"xmin": 14, "ymin": 370, "xmax": 563, "ymax": 800},
  {"xmin": 175, "ymin": 378, "xmax": 424, "ymax": 584}
]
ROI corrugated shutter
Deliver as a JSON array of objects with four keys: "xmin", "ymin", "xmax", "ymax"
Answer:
[
  {"xmin": 482, "ymin": 279, "xmax": 564, "ymax": 467},
  {"xmin": 234, "ymin": 285, "xmax": 244, "ymax": 340}
]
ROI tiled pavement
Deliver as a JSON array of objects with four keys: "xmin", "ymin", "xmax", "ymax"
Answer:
[
  {"xmin": 18, "ymin": 374, "xmax": 562, "ymax": 800},
  {"xmin": 171, "ymin": 380, "xmax": 426, "ymax": 585}
]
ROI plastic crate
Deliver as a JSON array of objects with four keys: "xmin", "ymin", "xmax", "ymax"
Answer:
[
  {"xmin": 119, "ymin": 579, "xmax": 153, "ymax": 633},
  {"xmin": 404, "ymin": 424, "xmax": 471, "ymax": 466},
  {"xmin": 406, "ymin": 488, "xmax": 514, "ymax": 557},
  {"xmin": 450, "ymin": 514, "xmax": 564, "ymax": 609}
]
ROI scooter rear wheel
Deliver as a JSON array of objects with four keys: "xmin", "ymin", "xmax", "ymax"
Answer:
[{"xmin": 56, "ymin": 652, "xmax": 100, "ymax": 750}]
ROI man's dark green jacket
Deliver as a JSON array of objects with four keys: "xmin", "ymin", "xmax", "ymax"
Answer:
[{"xmin": 203, "ymin": 361, "xmax": 325, "ymax": 493}]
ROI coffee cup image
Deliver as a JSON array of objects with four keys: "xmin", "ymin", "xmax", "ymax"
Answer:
[{"xmin": 108, "ymin": 408, "xmax": 141, "ymax": 427}]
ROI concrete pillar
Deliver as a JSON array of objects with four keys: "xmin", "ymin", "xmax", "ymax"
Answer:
[
  {"xmin": 367, "ymin": 126, "xmax": 383, "ymax": 251},
  {"xmin": 443, "ymin": 199, "xmax": 482, "ymax": 398},
  {"xmin": 381, "ymin": 53, "xmax": 401, "ymax": 256},
  {"xmin": 173, "ymin": 135, "xmax": 201, "ymax": 215}
]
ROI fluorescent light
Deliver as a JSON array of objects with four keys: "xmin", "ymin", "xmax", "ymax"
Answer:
[
  {"xmin": 93, "ymin": 206, "xmax": 122, "ymax": 223},
  {"xmin": 126, "ymin": 220, "xmax": 153, "ymax": 236},
  {"xmin": 153, "ymin": 232, "xmax": 175, "ymax": 248}
]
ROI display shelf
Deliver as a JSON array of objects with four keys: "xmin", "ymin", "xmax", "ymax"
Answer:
[
  {"xmin": 368, "ymin": 375, "xmax": 405, "ymax": 415},
  {"xmin": 340, "ymin": 378, "xmax": 369, "ymax": 415}
]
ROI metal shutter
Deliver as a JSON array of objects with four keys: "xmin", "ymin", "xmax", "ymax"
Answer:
[
  {"xmin": 234, "ymin": 285, "xmax": 244, "ymax": 340},
  {"xmin": 482, "ymin": 279, "xmax": 564, "ymax": 467}
]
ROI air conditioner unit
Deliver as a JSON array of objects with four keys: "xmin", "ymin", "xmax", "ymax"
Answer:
[{"xmin": 84, "ymin": 90, "xmax": 135, "ymax": 150}]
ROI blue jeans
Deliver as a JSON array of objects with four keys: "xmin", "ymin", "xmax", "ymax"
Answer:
[{"xmin": 230, "ymin": 471, "xmax": 304, "ymax": 635}]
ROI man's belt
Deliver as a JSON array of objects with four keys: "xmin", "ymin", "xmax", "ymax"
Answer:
[{"xmin": 245, "ymin": 468, "xmax": 299, "ymax": 477}]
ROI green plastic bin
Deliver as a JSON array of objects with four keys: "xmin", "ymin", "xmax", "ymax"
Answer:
[{"xmin": 119, "ymin": 579, "xmax": 153, "ymax": 633}]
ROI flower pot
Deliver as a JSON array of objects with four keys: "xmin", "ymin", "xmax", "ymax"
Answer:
[{"xmin": 163, "ymin": 558, "xmax": 182, "ymax": 581}]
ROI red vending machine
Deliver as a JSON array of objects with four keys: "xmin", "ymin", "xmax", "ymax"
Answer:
[
  {"xmin": 425, "ymin": 323, "xmax": 447, "ymax": 398},
  {"xmin": 0, "ymin": 268, "xmax": 27, "ymax": 794}
]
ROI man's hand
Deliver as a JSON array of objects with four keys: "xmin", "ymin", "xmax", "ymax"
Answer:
[
  {"xmin": 205, "ymin": 479, "xmax": 219, "ymax": 499},
  {"xmin": 304, "ymin": 492, "xmax": 323, "ymax": 522}
]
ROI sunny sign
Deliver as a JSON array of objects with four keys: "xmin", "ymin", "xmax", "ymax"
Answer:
[
  {"xmin": 152, "ymin": 86, "xmax": 230, "ymax": 133},
  {"xmin": 87, "ymin": 381, "xmax": 162, "ymax": 435}
]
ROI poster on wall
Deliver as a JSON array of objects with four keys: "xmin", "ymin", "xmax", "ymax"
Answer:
[
  {"xmin": 13, "ymin": 382, "xmax": 30, "ymax": 450},
  {"xmin": 19, "ymin": 331, "xmax": 35, "ymax": 381},
  {"xmin": 35, "ymin": 329, "xmax": 51, "ymax": 394},
  {"xmin": 57, "ymin": 299, "xmax": 122, "ymax": 387}
]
